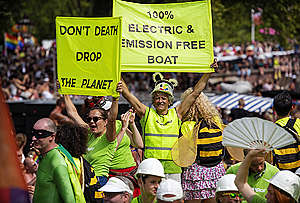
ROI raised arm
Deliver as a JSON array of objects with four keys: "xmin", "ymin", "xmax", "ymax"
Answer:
[
  {"xmin": 105, "ymin": 97, "xmax": 119, "ymax": 142},
  {"xmin": 117, "ymin": 79, "xmax": 147, "ymax": 118},
  {"xmin": 176, "ymin": 60, "xmax": 217, "ymax": 120},
  {"xmin": 176, "ymin": 73, "xmax": 211, "ymax": 119},
  {"xmin": 234, "ymin": 149, "xmax": 265, "ymax": 202},
  {"xmin": 49, "ymin": 110, "xmax": 74, "ymax": 125},
  {"xmin": 127, "ymin": 111, "xmax": 144, "ymax": 148},
  {"xmin": 63, "ymin": 95, "xmax": 88, "ymax": 128},
  {"xmin": 115, "ymin": 109, "xmax": 143, "ymax": 149}
]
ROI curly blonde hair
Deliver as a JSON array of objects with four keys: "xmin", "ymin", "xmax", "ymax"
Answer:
[{"xmin": 181, "ymin": 88, "xmax": 223, "ymax": 128}]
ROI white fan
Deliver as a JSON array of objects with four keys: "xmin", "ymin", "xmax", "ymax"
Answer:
[{"xmin": 223, "ymin": 117, "xmax": 297, "ymax": 151}]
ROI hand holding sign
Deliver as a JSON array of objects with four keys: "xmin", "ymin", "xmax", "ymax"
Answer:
[
  {"xmin": 56, "ymin": 17, "xmax": 122, "ymax": 97},
  {"xmin": 113, "ymin": 0, "xmax": 214, "ymax": 72}
]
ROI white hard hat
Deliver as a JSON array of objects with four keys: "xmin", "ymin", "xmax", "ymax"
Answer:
[
  {"xmin": 136, "ymin": 158, "xmax": 165, "ymax": 178},
  {"xmin": 100, "ymin": 177, "xmax": 133, "ymax": 195},
  {"xmin": 157, "ymin": 179, "xmax": 183, "ymax": 202},
  {"xmin": 295, "ymin": 168, "xmax": 300, "ymax": 176},
  {"xmin": 216, "ymin": 174, "xmax": 238, "ymax": 193},
  {"xmin": 266, "ymin": 170, "xmax": 300, "ymax": 201}
]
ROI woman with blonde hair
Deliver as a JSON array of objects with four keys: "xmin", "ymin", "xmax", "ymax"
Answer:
[{"xmin": 180, "ymin": 88, "xmax": 225, "ymax": 203}]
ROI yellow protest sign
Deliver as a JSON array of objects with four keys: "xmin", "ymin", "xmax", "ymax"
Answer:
[
  {"xmin": 56, "ymin": 17, "xmax": 122, "ymax": 97},
  {"xmin": 113, "ymin": 0, "xmax": 214, "ymax": 72}
]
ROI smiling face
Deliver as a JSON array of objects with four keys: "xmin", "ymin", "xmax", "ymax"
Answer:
[
  {"xmin": 87, "ymin": 109, "xmax": 107, "ymax": 136},
  {"xmin": 152, "ymin": 92, "xmax": 170, "ymax": 114}
]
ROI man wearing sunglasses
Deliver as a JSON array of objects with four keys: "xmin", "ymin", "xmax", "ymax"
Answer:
[{"xmin": 32, "ymin": 118, "xmax": 84, "ymax": 203}]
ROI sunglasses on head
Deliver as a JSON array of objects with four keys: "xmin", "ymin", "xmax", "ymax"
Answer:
[
  {"xmin": 85, "ymin": 96, "xmax": 106, "ymax": 108},
  {"xmin": 86, "ymin": 116, "xmax": 104, "ymax": 123},
  {"xmin": 222, "ymin": 192, "xmax": 243, "ymax": 200},
  {"xmin": 32, "ymin": 129, "xmax": 54, "ymax": 139}
]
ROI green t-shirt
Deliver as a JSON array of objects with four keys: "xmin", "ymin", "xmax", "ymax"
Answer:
[
  {"xmin": 251, "ymin": 194, "xmax": 267, "ymax": 203},
  {"xmin": 132, "ymin": 195, "xmax": 157, "ymax": 203},
  {"xmin": 140, "ymin": 107, "xmax": 182, "ymax": 174},
  {"xmin": 110, "ymin": 128, "xmax": 136, "ymax": 169},
  {"xmin": 84, "ymin": 122, "xmax": 122, "ymax": 177},
  {"xmin": 33, "ymin": 148, "xmax": 75, "ymax": 203},
  {"xmin": 226, "ymin": 162, "xmax": 279, "ymax": 199}
]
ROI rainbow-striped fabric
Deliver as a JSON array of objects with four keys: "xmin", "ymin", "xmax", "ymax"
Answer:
[{"xmin": 4, "ymin": 33, "xmax": 18, "ymax": 50}]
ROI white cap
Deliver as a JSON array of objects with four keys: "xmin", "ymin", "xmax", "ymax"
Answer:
[
  {"xmin": 216, "ymin": 174, "xmax": 238, "ymax": 193},
  {"xmin": 266, "ymin": 170, "xmax": 300, "ymax": 201},
  {"xmin": 296, "ymin": 168, "xmax": 300, "ymax": 176},
  {"xmin": 157, "ymin": 179, "xmax": 183, "ymax": 202},
  {"xmin": 136, "ymin": 158, "xmax": 165, "ymax": 178},
  {"xmin": 100, "ymin": 177, "xmax": 133, "ymax": 195}
]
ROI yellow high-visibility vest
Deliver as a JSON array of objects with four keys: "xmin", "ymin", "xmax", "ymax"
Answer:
[{"xmin": 142, "ymin": 107, "xmax": 181, "ymax": 160}]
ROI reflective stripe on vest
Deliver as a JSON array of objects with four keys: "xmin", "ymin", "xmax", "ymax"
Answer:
[
  {"xmin": 143, "ymin": 108, "xmax": 180, "ymax": 160},
  {"xmin": 196, "ymin": 120, "xmax": 224, "ymax": 166},
  {"xmin": 277, "ymin": 160, "xmax": 300, "ymax": 170},
  {"xmin": 273, "ymin": 118, "xmax": 300, "ymax": 172}
]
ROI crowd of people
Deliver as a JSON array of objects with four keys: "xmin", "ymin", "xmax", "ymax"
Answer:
[
  {"xmin": 1, "ymin": 40, "xmax": 300, "ymax": 102},
  {"xmin": 2, "ymin": 30, "xmax": 300, "ymax": 203},
  {"xmin": 13, "ymin": 61, "xmax": 300, "ymax": 203}
]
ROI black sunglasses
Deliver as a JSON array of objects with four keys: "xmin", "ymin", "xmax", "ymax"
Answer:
[
  {"xmin": 32, "ymin": 129, "xmax": 54, "ymax": 139},
  {"xmin": 86, "ymin": 116, "xmax": 104, "ymax": 123},
  {"xmin": 222, "ymin": 192, "xmax": 243, "ymax": 200}
]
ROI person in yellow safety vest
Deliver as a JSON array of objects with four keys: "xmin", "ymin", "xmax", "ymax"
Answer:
[
  {"xmin": 132, "ymin": 158, "xmax": 165, "ymax": 203},
  {"xmin": 117, "ymin": 60, "xmax": 218, "ymax": 182},
  {"xmin": 272, "ymin": 91, "xmax": 300, "ymax": 172}
]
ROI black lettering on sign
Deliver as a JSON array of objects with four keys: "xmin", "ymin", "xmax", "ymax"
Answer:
[
  {"xmin": 94, "ymin": 26, "xmax": 118, "ymax": 36},
  {"xmin": 59, "ymin": 25, "xmax": 90, "ymax": 36},
  {"xmin": 128, "ymin": 24, "xmax": 183, "ymax": 34},
  {"xmin": 148, "ymin": 56, "xmax": 178, "ymax": 64},
  {"xmin": 81, "ymin": 79, "xmax": 113, "ymax": 89},
  {"xmin": 176, "ymin": 40, "xmax": 206, "ymax": 49},
  {"xmin": 76, "ymin": 52, "xmax": 102, "ymax": 62},
  {"xmin": 60, "ymin": 78, "xmax": 76, "ymax": 87}
]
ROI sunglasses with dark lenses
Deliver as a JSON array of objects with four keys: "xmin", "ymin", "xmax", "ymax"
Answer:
[
  {"xmin": 32, "ymin": 129, "xmax": 54, "ymax": 139},
  {"xmin": 86, "ymin": 116, "xmax": 104, "ymax": 123},
  {"xmin": 222, "ymin": 193, "xmax": 243, "ymax": 200}
]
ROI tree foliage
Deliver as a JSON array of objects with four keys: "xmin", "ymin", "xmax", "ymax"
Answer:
[{"xmin": 1, "ymin": 0, "xmax": 300, "ymax": 48}]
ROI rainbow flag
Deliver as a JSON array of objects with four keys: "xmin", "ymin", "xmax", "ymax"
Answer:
[
  {"xmin": 4, "ymin": 33, "xmax": 18, "ymax": 50},
  {"xmin": 0, "ymin": 85, "xmax": 30, "ymax": 202}
]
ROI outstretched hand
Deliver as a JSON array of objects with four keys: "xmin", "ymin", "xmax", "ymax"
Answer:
[
  {"xmin": 121, "ymin": 111, "xmax": 130, "ymax": 130},
  {"xmin": 128, "ymin": 108, "xmax": 136, "ymax": 124}
]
